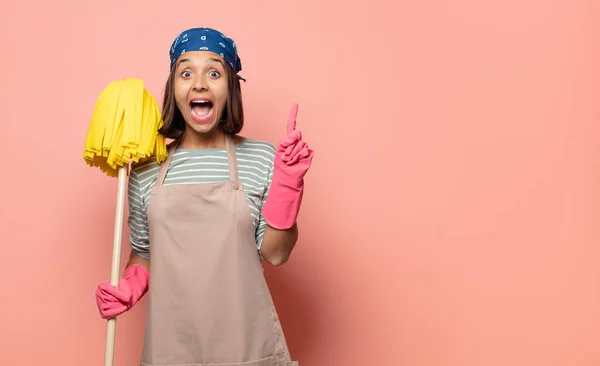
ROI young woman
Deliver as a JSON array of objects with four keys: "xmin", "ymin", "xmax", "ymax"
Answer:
[{"xmin": 95, "ymin": 27, "xmax": 313, "ymax": 366}]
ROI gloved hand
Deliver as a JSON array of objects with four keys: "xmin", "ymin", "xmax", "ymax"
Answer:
[
  {"xmin": 95, "ymin": 264, "xmax": 149, "ymax": 319},
  {"xmin": 262, "ymin": 103, "xmax": 314, "ymax": 229}
]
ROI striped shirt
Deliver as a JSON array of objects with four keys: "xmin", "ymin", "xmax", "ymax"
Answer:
[{"xmin": 127, "ymin": 138, "xmax": 276, "ymax": 260}]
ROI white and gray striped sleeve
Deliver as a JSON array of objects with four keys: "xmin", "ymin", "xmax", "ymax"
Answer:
[
  {"xmin": 127, "ymin": 164, "xmax": 151, "ymax": 260},
  {"xmin": 255, "ymin": 145, "xmax": 276, "ymax": 250}
]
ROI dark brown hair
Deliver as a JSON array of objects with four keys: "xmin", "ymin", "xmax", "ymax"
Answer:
[{"xmin": 158, "ymin": 62, "xmax": 244, "ymax": 139}]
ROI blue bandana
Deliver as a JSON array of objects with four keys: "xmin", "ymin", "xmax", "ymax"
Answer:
[{"xmin": 169, "ymin": 27, "xmax": 244, "ymax": 81}]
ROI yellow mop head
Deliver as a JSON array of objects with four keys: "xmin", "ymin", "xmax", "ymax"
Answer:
[{"xmin": 83, "ymin": 77, "xmax": 168, "ymax": 177}]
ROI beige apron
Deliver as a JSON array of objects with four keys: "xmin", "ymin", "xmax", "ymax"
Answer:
[{"xmin": 141, "ymin": 135, "xmax": 298, "ymax": 366}]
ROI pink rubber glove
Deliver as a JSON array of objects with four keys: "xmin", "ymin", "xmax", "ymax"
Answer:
[
  {"xmin": 95, "ymin": 264, "xmax": 149, "ymax": 319},
  {"xmin": 262, "ymin": 103, "xmax": 314, "ymax": 229}
]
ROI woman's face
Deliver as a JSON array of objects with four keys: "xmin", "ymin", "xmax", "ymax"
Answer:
[{"xmin": 173, "ymin": 51, "xmax": 229, "ymax": 137}]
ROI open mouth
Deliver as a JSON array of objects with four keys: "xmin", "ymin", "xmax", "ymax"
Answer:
[{"xmin": 190, "ymin": 99, "xmax": 214, "ymax": 122}]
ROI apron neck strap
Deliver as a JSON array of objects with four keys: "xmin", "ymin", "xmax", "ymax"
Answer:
[
  {"xmin": 156, "ymin": 138, "xmax": 180, "ymax": 186},
  {"xmin": 225, "ymin": 134, "xmax": 239, "ymax": 182}
]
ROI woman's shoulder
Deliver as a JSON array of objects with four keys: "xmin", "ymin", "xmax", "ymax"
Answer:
[
  {"xmin": 130, "ymin": 155, "xmax": 162, "ymax": 179},
  {"xmin": 236, "ymin": 136, "xmax": 276, "ymax": 156}
]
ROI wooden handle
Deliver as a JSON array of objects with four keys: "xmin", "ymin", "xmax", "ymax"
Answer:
[{"xmin": 105, "ymin": 165, "xmax": 128, "ymax": 366}]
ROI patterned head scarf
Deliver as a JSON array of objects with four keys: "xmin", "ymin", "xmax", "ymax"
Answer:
[{"xmin": 169, "ymin": 27, "xmax": 245, "ymax": 81}]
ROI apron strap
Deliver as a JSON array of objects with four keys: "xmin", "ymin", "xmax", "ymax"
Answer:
[
  {"xmin": 156, "ymin": 139, "xmax": 180, "ymax": 186},
  {"xmin": 225, "ymin": 134, "xmax": 239, "ymax": 182}
]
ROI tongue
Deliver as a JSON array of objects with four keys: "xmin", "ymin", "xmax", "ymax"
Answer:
[{"xmin": 192, "ymin": 104, "xmax": 211, "ymax": 117}]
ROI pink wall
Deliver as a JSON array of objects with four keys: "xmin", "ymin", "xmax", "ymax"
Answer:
[{"xmin": 1, "ymin": 0, "xmax": 600, "ymax": 365}]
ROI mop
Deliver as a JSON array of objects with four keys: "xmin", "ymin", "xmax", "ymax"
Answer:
[{"xmin": 83, "ymin": 77, "xmax": 167, "ymax": 366}]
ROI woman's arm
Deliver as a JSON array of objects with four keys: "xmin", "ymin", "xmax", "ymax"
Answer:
[
  {"xmin": 259, "ymin": 224, "xmax": 299, "ymax": 266},
  {"xmin": 258, "ymin": 104, "xmax": 312, "ymax": 266},
  {"xmin": 126, "ymin": 251, "xmax": 150, "ymax": 272},
  {"xmin": 126, "ymin": 161, "xmax": 152, "ymax": 272}
]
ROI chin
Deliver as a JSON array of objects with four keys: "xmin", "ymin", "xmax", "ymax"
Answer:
[
  {"xmin": 184, "ymin": 117, "xmax": 220, "ymax": 136},
  {"xmin": 191, "ymin": 124, "xmax": 218, "ymax": 135}
]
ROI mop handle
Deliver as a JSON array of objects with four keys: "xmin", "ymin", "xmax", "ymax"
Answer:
[{"xmin": 105, "ymin": 165, "xmax": 129, "ymax": 366}]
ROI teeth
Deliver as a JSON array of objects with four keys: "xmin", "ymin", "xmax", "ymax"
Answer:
[{"xmin": 192, "ymin": 100, "xmax": 209, "ymax": 104}]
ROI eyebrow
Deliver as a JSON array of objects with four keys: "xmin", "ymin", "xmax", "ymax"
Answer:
[
  {"xmin": 177, "ymin": 58, "xmax": 190, "ymax": 66},
  {"xmin": 209, "ymin": 57, "xmax": 225, "ymax": 67},
  {"xmin": 177, "ymin": 57, "xmax": 224, "ymax": 68}
]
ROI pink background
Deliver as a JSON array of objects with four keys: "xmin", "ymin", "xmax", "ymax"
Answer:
[{"xmin": 1, "ymin": 0, "xmax": 600, "ymax": 365}]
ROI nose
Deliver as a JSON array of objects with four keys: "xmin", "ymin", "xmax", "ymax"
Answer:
[{"xmin": 192, "ymin": 74, "xmax": 207, "ymax": 91}]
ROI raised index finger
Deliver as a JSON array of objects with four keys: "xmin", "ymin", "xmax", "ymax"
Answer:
[{"xmin": 287, "ymin": 103, "xmax": 299, "ymax": 134}]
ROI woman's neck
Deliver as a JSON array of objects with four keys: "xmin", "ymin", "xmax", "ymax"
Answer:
[{"xmin": 179, "ymin": 128, "xmax": 227, "ymax": 149}]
